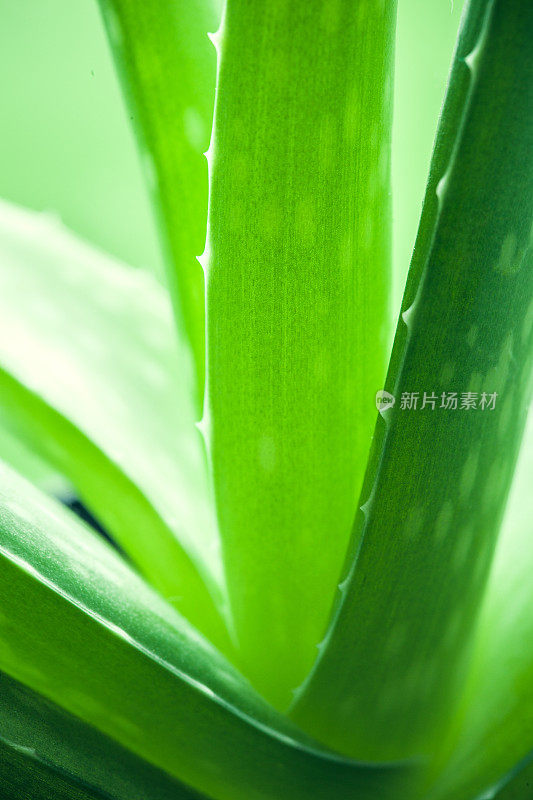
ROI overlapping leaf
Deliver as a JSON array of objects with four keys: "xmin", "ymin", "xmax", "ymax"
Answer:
[
  {"xmin": 0, "ymin": 199, "xmax": 230, "ymax": 652},
  {"xmin": 292, "ymin": 0, "xmax": 533, "ymax": 760},
  {"xmin": 0, "ymin": 672, "xmax": 204, "ymax": 800},
  {"xmin": 0, "ymin": 460, "xmax": 414, "ymax": 800},
  {"xmin": 204, "ymin": 0, "xmax": 397, "ymax": 707},
  {"xmin": 423, "ymin": 414, "xmax": 533, "ymax": 800},
  {"xmin": 486, "ymin": 757, "xmax": 533, "ymax": 800},
  {"xmin": 99, "ymin": 0, "xmax": 221, "ymax": 401}
]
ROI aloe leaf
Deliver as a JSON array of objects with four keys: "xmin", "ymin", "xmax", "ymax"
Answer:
[
  {"xmin": 483, "ymin": 756, "xmax": 533, "ymax": 800},
  {"xmin": 0, "ymin": 199, "xmax": 230, "ymax": 652},
  {"xmin": 423, "ymin": 415, "xmax": 533, "ymax": 800},
  {"xmin": 204, "ymin": 0, "xmax": 397, "ymax": 707},
  {"xmin": 393, "ymin": 0, "xmax": 466, "ymax": 304},
  {"xmin": 0, "ymin": 460, "xmax": 414, "ymax": 800},
  {"xmin": 291, "ymin": 0, "xmax": 533, "ymax": 759},
  {"xmin": 98, "ymin": 0, "xmax": 220, "ymax": 403},
  {"xmin": 431, "ymin": 753, "xmax": 533, "ymax": 800},
  {"xmin": 1, "ymin": 745, "xmax": 111, "ymax": 800},
  {"xmin": 0, "ymin": 412, "xmax": 63, "ymax": 491},
  {"xmin": 0, "ymin": 672, "xmax": 204, "ymax": 800}
]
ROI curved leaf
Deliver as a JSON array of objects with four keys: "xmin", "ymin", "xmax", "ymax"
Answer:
[
  {"xmin": 0, "ymin": 412, "xmax": 63, "ymax": 490},
  {"xmin": 0, "ymin": 745, "xmax": 112, "ymax": 800},
  {"xmin": 204, "ymin": 0, "xmax": 397, "ymax": 708},
  {"xmin": 292, "ymin": 0, "xmax": 533, "ymax": 760},
  {"xmin": 0, "ymin": 672, "xmax": 205, "ymax": 800},
  {"xmin": 99, "ymin": 0, "xmax": 221, "ymax": 403},
  {"xmin": 0, "ymin": 460, "xmax": 414, "ymax": 800},
  {"xmin": 484, "ymin": 756, "xmax": 533, "ymax": 800},
  {"xmin": 423, "ymin": 415, "xmax": 533, "ymax": 800},
  {"xmin": 0, "ymin": 199, "xmax": 230, "ymax": 653}
]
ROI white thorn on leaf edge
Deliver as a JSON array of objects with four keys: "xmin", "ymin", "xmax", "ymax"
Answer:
[
  {"xmin": 464, "ymin": 5, "xmax": 492, "ymax": 75},
  {"xmin": 337, "ymin": 575, "xmax": 351, "ymax": 594},
  {"xmin": 436, "ymin": 171, "xmax": 450, "ymax": 204},
  {"xmin": 207, "ymin": 30, "xmax": 221, "ymax": 51},
  {"xmin": 197, "ymin": 244, "xmax": 211, "ymax": 274},
  {"xmin": 195, "ymin": 415, "xmax": 210, "ymax": 443},
  {"xmin": 360, "ymin": 487, "xmax": 377, "ymax": 521},
  {"xmin": 401, "ymin": 301, "xmax": 418, "ymax": 328},
  {"xmin": 203, "ymin": 143, "xmax": 215, "ymax": 166}
]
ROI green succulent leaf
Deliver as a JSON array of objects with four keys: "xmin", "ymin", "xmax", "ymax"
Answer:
[
  {"xmin": 0, "ymin": 748, "xmax": 111, "ymax": 800},
  {"xmin": 485, "ymin": 757, "xmax": 533, "ymax": 800},
  {"xmin": 0, "ymin": 672, "xmax": 204, "ymax": 800},
  {"xmin": 0, "ymin": 460, "xmax": 414, "ymax": 800},
  {"xmin": 291, "ymin": 0, "xmax": 533, "ymax": 760},
  {"xmin": 423, "ymin": 415, "xmax": 533, "ymax": 800},
  {"xmin": 98, "ymin": 0, "xmax": 221, "ymax": 404},
  {"xmin": 1, "ymin": 2, "xmax": 531, "ymax": 799},
  {"xmin": 0, "ymin": 413, "xmax": 63, "ymax": 491},
  {"xmin": 204, "ymin": 0, "xmax": 397, "ymax": 708},
  {"xmin": 0, "ymin": 199, "xmax": 230, "ymax": 653}
]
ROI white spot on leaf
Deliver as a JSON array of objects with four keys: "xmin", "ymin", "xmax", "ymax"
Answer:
[
  {"xmin": 184, "ymin": 107, "xmax": 206, "ymax": 151},
  {"xmin": 258, "ymin": 436, "xmax": 276, "ymax": 472}
]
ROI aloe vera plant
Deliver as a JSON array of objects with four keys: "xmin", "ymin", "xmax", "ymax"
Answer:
[{"xmin": 0, "ymin": 0, "xmax": 531, "ymax": 799}]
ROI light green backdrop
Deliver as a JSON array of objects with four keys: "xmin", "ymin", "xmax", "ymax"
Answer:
[{"xmin": 0, "ymin": 0, "xmax": 465, "ymax": 310}]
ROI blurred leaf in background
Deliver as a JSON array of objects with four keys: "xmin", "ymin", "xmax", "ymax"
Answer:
[
  {"xmin": 0, "ymin": 0, "xmax": 163, "ymax": 277},
  {"xmin": 393, "ymin": 0, "xmax": 465, "ymax": 308},
  {"xmin": 0, "ymin": 0, "xmax": 464, "ymax": 301}
]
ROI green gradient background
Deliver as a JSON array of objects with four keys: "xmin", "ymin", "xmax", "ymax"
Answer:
[
  {"xmin": 0, "ymin": 0, "xmax": 465, "ymax": 310},
  {"xmin": 0, "ymin": 0, "xmax": 465, "ymax": 489}
]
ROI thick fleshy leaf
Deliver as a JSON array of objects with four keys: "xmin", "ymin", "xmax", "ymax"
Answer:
[
  {"xmin": 392, "ymin": 0, "xmax": 466, "ymax": 304},
  {"xmin": 0, "ymin": 460, "xmax": 414, "ymax": 800},
  {"xmin": 98, "ymin": 0, "xmax": 221, "ymax": 403},
  {"xmin": 204, "ymin": 0, "xmax": 397, "ymax": 708},
  {"xmin": 485, "ymin": 756, "xmax": 533, "ymax": 800},
  {"xmin": 0, "ymin": 199, "xmax": 230, "ymax": 653},
  {"xmin": 0, "ymin": 746, "xmax": 110, "ymax": 800},
  {"xmin": 292, "ymin": 0, "xmax": 533, "ymax": 760},
  {"xmin": 423, "ymin": 414, "xmax": 533, "ymax": 800},
  {"xmin": 0, "ymin": 672, "xmax": 204, "ymax": 800},
  {"xmin": 0, "ymin": 412, "xmax": 63, "ymax": 491}
]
